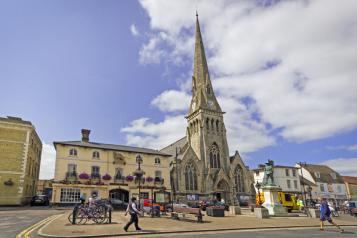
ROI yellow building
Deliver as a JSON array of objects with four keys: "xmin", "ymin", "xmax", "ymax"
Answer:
[
  {"xmin": 0, "ymin": 116, "xmax": 42, "ymax": 205},
  {"xmin": 52, "ymin": 129, "xmax": 171, "ymax": 205}
]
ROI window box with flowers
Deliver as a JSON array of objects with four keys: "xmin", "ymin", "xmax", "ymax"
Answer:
[
  {"xmin": 126, "ymin": 175, "xmax": 134, "ymax": 182},
  {"xmin": 79, "ymin": 172, "xmax": 90, "ymax": 180},
  {"xmin": 102, "ymin": 173, "xmax": 112, "ymax": 181}
]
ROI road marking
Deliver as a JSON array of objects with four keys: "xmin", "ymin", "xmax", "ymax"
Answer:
[{"xmin": 16, "ymin": 214, "xmax": 60, "ymax": 238}]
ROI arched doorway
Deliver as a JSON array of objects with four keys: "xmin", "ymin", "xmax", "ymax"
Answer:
[
  {"xmin": 216, "ymin": 180, "xmax": 230, "ymax": 204},
  {"xmin": 109, "ymin": 188, "xmax": 129, "ymax": 209}
]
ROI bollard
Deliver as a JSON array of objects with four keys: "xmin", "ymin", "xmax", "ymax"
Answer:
[
  {"xmin": 108, "ymin": 207, "xmax": 112, "ymax": 224},
  {"xmin": 72, "ymin": 205, "xmax": 78, "ymax": 225}
]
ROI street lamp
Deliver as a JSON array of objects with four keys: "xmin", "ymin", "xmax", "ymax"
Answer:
[
  {"xmin": 134, "ymin": 155, "xmax": 144, "ymax": 210},
  {"xmin": 255, "ymin": 181, "xmax": 262, "ymax": 207},
  {"xmin": 307, "ymin": 185, "xmax": 313, "ymax": 207}
]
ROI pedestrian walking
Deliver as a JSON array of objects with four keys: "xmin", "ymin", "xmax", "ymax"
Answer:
[
  {"xmin": 297, "ymin": 197, "xmax": 305, "ymax": 212},
  {"xmin": 124, "ymin": 197, "xmax": 142, "ymax": 232},
  {"xmin": 319, "ymin": 198, "xmax": 344, "ymax": 232}
]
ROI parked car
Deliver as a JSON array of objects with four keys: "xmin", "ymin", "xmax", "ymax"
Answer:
[
  {"xmin": 30, "ymin": 195, "xmax": 49, "ymax": 206},
  {"xmin": 166, "ymin": 203, "xmax": 189, "ymax": 212},
  {"xmin": 110, "ymin": 198, "xmax": 128, "ymax": 209},
  {"xmin": 141, "ymin": 199, "xmax": 163, "ymax": 216},
  {"xmin": 200, "ymin": 200, "xmax": 229, "ymax": 211}
]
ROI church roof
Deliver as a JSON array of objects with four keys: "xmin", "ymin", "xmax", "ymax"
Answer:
[
  {"xmin": 160, "ymin": 137, "xmax": 188, "ymax": 157},
  {"xmin": 53, "ymin": 141, "xmax": 171, "ymax": 156}
]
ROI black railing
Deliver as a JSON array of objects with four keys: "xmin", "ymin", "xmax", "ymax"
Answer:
[
  {"xmin": 66, "ymin": 171, "xmax": 78, "ymax": 178},
  {"xmin": 154, "ymin": 177, "xmax": 164, "ymax": 184},
  {"xmin": 114, "ymin": 175, "xmax": 125, "ymax": 182}
]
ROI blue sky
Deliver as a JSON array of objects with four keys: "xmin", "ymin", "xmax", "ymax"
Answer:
[{"xmin": 0, "ymin": 0, "xmax": 356, "ymax": 179}]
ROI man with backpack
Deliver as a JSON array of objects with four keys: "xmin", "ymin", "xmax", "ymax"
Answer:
[
  {"xmin": 320, "ymin": 198, "xmax": 343, "ymax": 232},
  {"xmin": 124, "ymin": 197, "xmax": 142, "ymax": 232}
]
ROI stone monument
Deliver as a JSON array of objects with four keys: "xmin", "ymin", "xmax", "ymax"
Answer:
[{"xmin": 261, "ymin": 160, "xmax": 288, "ymax": 216}]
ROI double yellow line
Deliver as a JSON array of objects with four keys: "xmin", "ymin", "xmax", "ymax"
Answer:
[{"xmin": 16, "ymin": 214, "xmax": 61, "ymax": 238}]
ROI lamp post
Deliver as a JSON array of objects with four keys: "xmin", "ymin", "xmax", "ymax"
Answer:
[
  {"xmin": 255, "ymin": 181, "xmax": 262, "ymax": 207},
  {"xmin": 307, "ymin": 185, "xmax": 312, "ymax": 207},
  {"xmin": 135, "ymin": 154, "xmax": 144, "ymax": 210},
  {"xmin": 298, "ymin": 162, "xmax": 308, "ymax": 208}
]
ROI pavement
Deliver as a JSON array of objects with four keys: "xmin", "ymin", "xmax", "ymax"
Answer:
[
  {"xmin": 132, "ymin": 226, "xmax": 357, "ymax": 238},
  {"xmin": 37, "ymin": 210, "xmax": 357, "ymax": 238}
]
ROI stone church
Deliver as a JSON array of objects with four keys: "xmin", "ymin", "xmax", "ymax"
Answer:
[{"xmin": 161, "ymin": 15, "xmax": 254, "ymax": 205}]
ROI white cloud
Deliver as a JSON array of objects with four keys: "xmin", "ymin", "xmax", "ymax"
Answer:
[
  {"xmin": 121, "ymin": 116, "xmax": 186, "ymax": 149},
  {"xmin": 347, "ymin": 144, "xmax": 357, "ymax": 151},
  {"xmin": 326, "ymin": 144, "xmax": 357, "ymax": 151},
  {"xmin": 39, "ymin": 143, "xmax": 56, "ymax": 179},
  {"xmin": 321, "ymin": 158, "xmax": 357, "ymax": 176},
  {"xmin": 151, "ymin": 90, "xmax": 191, "ymax": 112},
  {"xmin": 124, "ymin": 0, "xmax": 357, "ymax": 153},
  {"xmin": 130, "ymin": 24, "xmax": 140, "ymax": 36}
]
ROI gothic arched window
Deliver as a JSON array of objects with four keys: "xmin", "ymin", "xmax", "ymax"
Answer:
[
  {"xmin": 216, "ymin": 120, "xmax": 219, "ymax": 132},
  {"xmin": 235, "ymin": 165, "xmax": 244, "ymax": 193},
  {"xmin": 206, "ymin": 118, "xmax": 209, "ymax": 130},
  {"xmin": 209, "ymin": 143, "xmax": 220, "ymax": 168},
  {"xmin": 185, "ymin": 162, "xmax": 197, "ymax": 191},
  {"xmin": 211, "ymin": 119, "xmax": 214, "ymax": 131}
]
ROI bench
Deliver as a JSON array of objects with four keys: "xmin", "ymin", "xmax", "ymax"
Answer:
[
  {"xmin": 351, "ymin": 208, "xmax": 357, "ymax": 217},
  {"xmin": 171, "ymin": 207, "xmax": 204, "ymax": 223}
]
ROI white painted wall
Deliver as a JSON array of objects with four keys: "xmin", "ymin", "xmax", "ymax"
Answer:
[{"xmin": 253, "ymin": 167, "xmax": 301, "ymax": 193}]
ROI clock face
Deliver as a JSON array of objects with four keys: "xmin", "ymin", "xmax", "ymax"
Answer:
[{"xmin": 208, "ymin": 100, "xmax": 214, "ymax": 107}]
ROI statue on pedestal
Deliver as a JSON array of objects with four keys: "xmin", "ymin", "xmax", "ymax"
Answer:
[{"xmin": 262, "ymin": 159, "xmax": 275, "ymax": 187}]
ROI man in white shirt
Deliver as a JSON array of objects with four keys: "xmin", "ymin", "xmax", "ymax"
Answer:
[{"xmin": 124, "ymin": 197, "xmax": 141, "ymax": 231}]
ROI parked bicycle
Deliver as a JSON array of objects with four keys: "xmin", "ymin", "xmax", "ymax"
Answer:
[{"xmin": 68, "ymin": 200, "xmax": 112, "ymax": 224}]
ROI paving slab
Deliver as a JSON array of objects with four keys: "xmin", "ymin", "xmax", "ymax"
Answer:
[{"xmin": 38, "ymin": 211, "xmax": 357, "ymax": 238}]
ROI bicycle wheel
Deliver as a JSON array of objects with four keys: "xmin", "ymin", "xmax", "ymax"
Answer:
[
  {"xmin": 68, "ymin": 212, "xmax": 73, "ymax": 223},
  {"xmin": 76, "ymin": 212, "xmax": 88, "ymax": 224}
]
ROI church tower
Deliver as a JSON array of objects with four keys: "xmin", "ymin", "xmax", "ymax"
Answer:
[
  {"xmin": 187, "ymin": 14, "xmax": 230, "ymax": 175},
  {"xmin": 161, "ymin": 14, "xmax": 254, "ymax": 206}
]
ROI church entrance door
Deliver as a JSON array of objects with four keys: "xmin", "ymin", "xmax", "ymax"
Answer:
[{"xmin": 216, "ymin": 180, "xmax": 230, "ymax": 204}]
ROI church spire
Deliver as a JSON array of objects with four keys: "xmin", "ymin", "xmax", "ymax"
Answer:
[
  {"xmin": 193, "ymin": 13, "xmax": 209, "ymax": 89},
  {"xmin": 189, "ymin": 13, "xmax": 222, "ymax": 114}
]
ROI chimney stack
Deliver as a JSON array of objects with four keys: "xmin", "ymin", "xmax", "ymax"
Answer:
[{"xmin": 81, "ymin": 129, "xmax": 90, "ymax": 142}]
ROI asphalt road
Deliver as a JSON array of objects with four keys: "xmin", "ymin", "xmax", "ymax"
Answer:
[
  {"xmin": 133, "ymin": 226, "xmax": 357, "ymax": 238},
  {"xmin": 0, "ymin": 206, "xmax": 66, "ymax": 238}
]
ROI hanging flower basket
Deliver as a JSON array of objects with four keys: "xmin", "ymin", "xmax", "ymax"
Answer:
[
  {"xmin": 102, "ymin": 173, "xmax": 112, "ymax": 180},
  {"xmin": 126, "ymin": 175, "xmax": 134, "ymax": 182},
  {"xmin": 146, "ymin": 176, "xmax": 154, "ymax": 182},
  {"xmin": 79, "ymin": 172, "xmax": 90, "ymax": 180}
]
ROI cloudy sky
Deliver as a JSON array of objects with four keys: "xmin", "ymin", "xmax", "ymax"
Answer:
[{"xmin": 1, "ymin": 0, "xmax": 356, "ymax": 179}]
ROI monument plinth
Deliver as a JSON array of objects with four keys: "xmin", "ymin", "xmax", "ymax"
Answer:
[{"xmin": 261, "ymin": 185, "xmax": 287, "ymax": 216}]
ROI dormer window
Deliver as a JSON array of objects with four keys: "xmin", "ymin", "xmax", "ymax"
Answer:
[
  {"xmin": 69, "ymin": 148, "xmax": 78, "ymax": 156},
  {"xmin": 330, "ymin": 173, "xmax": 336, "ymax": 180},
  {"xmin": 314, "ymin": 172, "xmax": 320, "ymax": 178},
  {"xmin": 154, "ymin": 157, "xmax": 161, "ymax": 164},
  {"xmin": 93, "ymin": 151, "xmax": 100, "ymax": 159}
]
